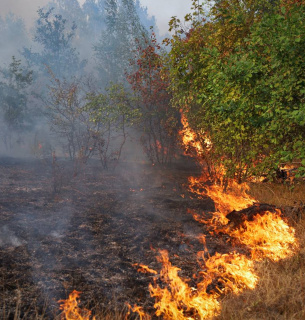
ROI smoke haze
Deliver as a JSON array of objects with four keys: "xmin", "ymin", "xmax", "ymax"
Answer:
[{"xmin": 0, "ymin": 0, "xmax": 192, "ymax": 35}]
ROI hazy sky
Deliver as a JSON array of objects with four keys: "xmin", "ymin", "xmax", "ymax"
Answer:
[
  {"xmin": 0, "ymin": 0, "xmax": 192, "ymax": 35},
  {"xmin": 136, "ymin": 0, "xmax": 192, "ymax": 35}
]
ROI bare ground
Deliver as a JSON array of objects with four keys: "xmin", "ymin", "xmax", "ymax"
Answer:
[{"xmin": 0, "ymin": 157, "xmax": 233, "ymax": 319}]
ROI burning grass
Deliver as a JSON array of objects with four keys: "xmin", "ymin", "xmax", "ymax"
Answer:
[
  {"xmin": 214, "ymin": 183, "xmax": 305, "ymax": 320},
  {"xmin": 217, "ymin": 216, "xmax": 305, "ymax": 320}
]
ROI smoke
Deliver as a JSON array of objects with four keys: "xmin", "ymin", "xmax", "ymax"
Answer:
[
  {"xmin": 0, "ymin": 0, "xmax": 192, "ymax": 36},
  {"xmin": 140, "ymin": 0, "xmax": 191, "ymax": 35},
  {"xmin": 0, "ymin": 225, "xmax": 24, "ymax": 248},
  {"xmin": 0, "ymin": 0, "xmax": 50, "ymax": 27}
]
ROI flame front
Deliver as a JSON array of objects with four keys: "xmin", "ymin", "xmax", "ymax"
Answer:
[
  {"xmin": 149, "ymin": 250, "xmax": 220, "ymax": 320},
  {"xmin": 230, "ymin": 210, "xmax": 297, "ymax": 261},
  {"xmin": 59, "ymin": 290, "xmax": 95, "ymax": 320},
  {"xmin": 133, "ymin": 113, "xmax": 299, "ymax": 319},
  {"xmin": 61, "ymin": 114, "xmax": 299, "ymax": 320},
  {"xmin": 179, "ymin": 112, "xmax": 211, "ymax": 157}
]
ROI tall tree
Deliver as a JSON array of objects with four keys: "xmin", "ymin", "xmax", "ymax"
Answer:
[
  {"xmin": 127, "ymin": 32, "xmax": 179, "ymax": 164},
  {"xmin": 0, "ymin": 57, "xmax": 33, "ymax": 148},
  {"xmin": 0, "ymin": 14, "xmax": 29, "ymax": 62},
  {"xmin": 23, "ymin": 7, "xmax": 85, "ymax": 79},
  {"xmin": 105, "ymin": 0, "xmax": 118, "ymax": 29},
  {"xmin": 82, "ymin": 0, "xmax": 106, "ymax": 41},
  {"xmin": 94, "ymin": 0, "xmax": 148, "ymax": 84}
]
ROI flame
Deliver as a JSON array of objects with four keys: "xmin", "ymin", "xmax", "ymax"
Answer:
[
  {"xmin": 58, "ymin": 112, "xmax": 296, "ymax": 320},
  {"xmin": 200, "ymin": 252, "xmax": 258, "ymax": 294},
  {"xmin": 230, "ymin": 210, "xmax": 297, "ymax": 261},
  {"xmin": 179, "ymin": 112, "xmax": 211, "ymax": 157},
  {"xmin": 133, "ymin": 263, "xmax": 158, "ymax": 275},
  {"xmin": 135, "ymin": 112, "xmax": 299, "ymax": 319},
  {"xmin": 127, "ymin": 303, "xmax": 149, "ymax": 320},
  {"xmin": 145, "ymin": 250, "xmax": 258, "ymax": 319},
  {"xmin": 59, "ymin": 291, "xmax": 95, "ymax": 320},
  {"xmin": 189, "ymin": 176, "xmax": 255, "ymax": 214},
  {"xmin": 149, "ymin": 250, "xmax": 220, "ymax": 320}
]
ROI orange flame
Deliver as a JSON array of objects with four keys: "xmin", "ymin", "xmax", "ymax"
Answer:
[
  {"xmin": 200, "ymin": 252, "xmax": 258, "ymax": 294},
  {"xmin": 59, "ymin": 291, "xmax": 95, "ymax": 320},
  {"xmin": 126, "ymin": 303, "xmax": 149, "ymax": 320},
  {"xmin": 145, "ymin": 250, "xmax": 258, "ymax": 319},
  {"xmin": 230, "ymin": 210, "xmax": 297, "ymax": 261},
  {"xmin": 135, "ymin": 112, "xmax": 298, "ymax": 319},
  {"xmin": 133, "ymin": 263, "xmax": 158, "ymax": 275},
  {"xmin": 188, "ymin": 176, "xmax": 255, "ymax": 213},
  {"xmin": 179, "ymin": 112, "xmax": 211, "ymax": 157},
  {"xmin": 149, "ymin": 250, "xmax": 220, "ymax": 319}
]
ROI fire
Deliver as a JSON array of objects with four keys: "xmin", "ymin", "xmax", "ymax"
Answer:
[
  {"xmin": 149, "ymin": 250, "xmax": 220, "ymax": 320},
  {"xmin": 189, "ymin": 176, "xmax": 255, "ymax": 213},
  {"xmin": 134, "ymin": 112, "xmax": 298, "ymax": 319},
  {"xmin": 126, "ymin": 304, "xmax": 149, "ymax": 320},
  {"xmin": 59, "ymin": 291, "xmax": 95, "ymax": 320},
  {"xmin": 201, "ymin": 252, "xmax": 258, "ymax": 294},
  {"xmin": 133, "ymin": 263, "xmax": 158, "ymax": 275},
  {"xmin": 230, "ymin": 210, "xmax": 297, "ymax": 261},
  {"xmin": 143, "ymin": 250, "xmax": 258, "ymax": 320},
  {"xmin": 179, "ymin": 112, "xmax": 211, "ymax": 157},
  {"xmin": 61, "ymin": 113, "xmax": 298, "ymax": 320}
]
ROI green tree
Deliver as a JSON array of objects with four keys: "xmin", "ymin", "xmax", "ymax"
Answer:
[
  {"xmin": 0, "ymin": 57, "xmax": 33, "ymax": 148},
  {"xmin": 85, "ymin": 83, "xmax": 140, "ymax": 167},
  {"xmin": 127, "ymin": 32, "xmax": 179, "ymax": 164},
  {"xmin": 23, "ymin": 7, "xmax": 85, "ymax": 79},
  {"xmin": 167, "ymin": 0, "xmax": 305, "ymax": 181},
  {"xmin": 94, "ymin": 0, "xmax": 148, "ymax": 84}
]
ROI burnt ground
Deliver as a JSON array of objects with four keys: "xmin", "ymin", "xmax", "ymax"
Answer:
[{"xmin": 0, "ymin": 156, "xmax": 235, "ymax": 319}]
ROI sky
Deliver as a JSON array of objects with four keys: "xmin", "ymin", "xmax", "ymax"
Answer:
[
  {"xmin": 0, "ymin": 0, "xmax": 192, "ymax": 36},
  {"xmin": 136, "ymin": 0, "xmax": 192, "ymax": 35}
]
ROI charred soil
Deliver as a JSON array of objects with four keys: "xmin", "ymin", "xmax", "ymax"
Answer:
[{"xmin": 0, "ymin": 157, "xmax": 229, "ymax": 319}]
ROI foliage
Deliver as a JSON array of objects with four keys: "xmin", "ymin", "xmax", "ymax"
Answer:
[
  {"xmin": 85, "ymin": 83, "xmax": 140, "ymax": 167},
  {"xmin": 23, "ymin": 7, "xmax": 85, "ymax": 79},
  {"xmin": 167, "ymin": 0, "xmax": 305, "ymax": 181},
  {"xmin": 45, "ymin": 75, "xmax": 100, "ymax": 162},
  {"xmin": 0, "ymin": 14, "xmax": 29, "ymax": 62},
  {"xmin": 0, "ymin": 57, "xmax": 33, "ymax": 148},
  {"xmin": 94, "ymin": 0, "xmax": 148, "ymax": 84},
  {"xmin": 127, "ymin": 31, "xmax": 179, "ymax": 164}
]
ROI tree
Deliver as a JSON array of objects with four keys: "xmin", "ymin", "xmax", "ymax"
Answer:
[
  {"xmin": 94, "ymin": 0, "xmax": 148, "ymax": 84},
  {"xmin": 0, "ymin": 14, "xmax": 29, "ymax": 62},
  {"xmin": 82, "ymin": 0, "xmax": 106, "ymax": 42},
  {"xmin": 23, "ymin": 7, "xmax": 85, "ymax": 79},
  {"xmin": 167, "ymin": 0, "xmax": 305, "ymax": 181},
  {"xmin": 85, "ymin": 83, "xmax": 140, "ymax": 167},
  {"xmin": 45, "ymin": 75, "xmax": 100, "ymax": 162},
  {"xmin": 127, "ymin": 32, "xmax": 179, "ymax": 164},
  {"xmin": 105, "ymin": 0, "xmax": 118, "ymax": 29},
  {"xmin": 134, "ymin": 0, "xmax": 157, "ymax": 33},
  {"xmin": 0, "ymin": 57, "xmax": 33, "ymax": 148}
]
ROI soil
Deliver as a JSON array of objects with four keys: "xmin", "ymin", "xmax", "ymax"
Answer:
[{"xmin": 0, "ymin": 156, "xmax": 238, "ymax": 319}]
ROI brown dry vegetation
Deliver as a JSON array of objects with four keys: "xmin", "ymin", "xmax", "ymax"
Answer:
[{"xmin": 217, "ymin": 183, "xmax": 305, "ymax": 320}]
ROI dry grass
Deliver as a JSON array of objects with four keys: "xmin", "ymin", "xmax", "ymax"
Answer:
[
  {"xmin": 216, "ymin": 182, "xmax": 305, "ymax": 320},
  {"xmin": 249, "ymin": 181, "xmax": 305, "ymax": 208}
]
